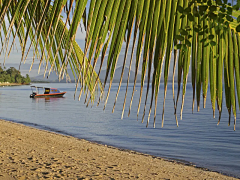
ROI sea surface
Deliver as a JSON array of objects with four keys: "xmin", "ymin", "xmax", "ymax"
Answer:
[{"xmin": 0, "ymin": 83, "xmax": 240, "ymax": 178}]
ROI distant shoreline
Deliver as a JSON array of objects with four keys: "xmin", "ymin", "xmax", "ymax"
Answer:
[{"xmin": 0, "ymin": 82, "xmax": 30, "ymax": 86}]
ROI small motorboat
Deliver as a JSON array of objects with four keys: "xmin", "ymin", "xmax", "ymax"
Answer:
[{"xmin": 30, "ymin": 86, "xmax": 66, "ymax": 98}]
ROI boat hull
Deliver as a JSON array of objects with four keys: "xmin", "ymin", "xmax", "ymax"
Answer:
[{"xmin": 30, "ymin": 92, "xmax": 66, "ymax": 98}]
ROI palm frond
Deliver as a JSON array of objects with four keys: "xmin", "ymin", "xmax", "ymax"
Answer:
[
  {"xmin": 0, "ymin": 0, "xmax": 102, "ymax": 100},
  {"xmin": 79, "ymin": 0, "xmax": 240, "ymax": 129}
]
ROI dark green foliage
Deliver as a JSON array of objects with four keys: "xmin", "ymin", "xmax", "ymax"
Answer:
[{"xmin": 0, "ymin": 66, "xmax": 30, "ymax": 84}]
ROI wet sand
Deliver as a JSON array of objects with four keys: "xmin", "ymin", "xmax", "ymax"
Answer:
[{"xmin": 0, "ymin": 119, "xmax": 237, "ymax": 179}]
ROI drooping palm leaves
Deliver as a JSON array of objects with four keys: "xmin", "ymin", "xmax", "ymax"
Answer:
[
  {"xmin": 1, "ymin": 0, "xmax": 240, "ymax": 130},
  {"xmin": 79, "ymin": 0, "xmax": 240, "ymax": 130},
  {"xmin": 0, "ymin": 0, "xmax": 102, "ymax": 101}
]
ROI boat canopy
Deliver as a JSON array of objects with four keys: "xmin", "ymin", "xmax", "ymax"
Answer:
[{"xmin": 31, "ymin": 86, "xmax": 61, "ymax": 94}]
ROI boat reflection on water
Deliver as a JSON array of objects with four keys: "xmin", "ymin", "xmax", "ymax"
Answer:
[{"xmin": 32, "ymin": 96, "xmax": 65, "ymax": 103}]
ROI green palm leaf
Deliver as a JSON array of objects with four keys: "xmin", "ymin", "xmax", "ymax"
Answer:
[
  {"xmin": 80, "ymin": 0, "xmax": 240, "ymax": 129},
  {"xmin": 0, "ymin": 0, "xmax": 102, "ymax": 101}
]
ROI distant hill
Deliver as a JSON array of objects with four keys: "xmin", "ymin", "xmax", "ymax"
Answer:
[
  {"xmin": 98, "ymin": 66, "xmax": 142, "ymax": 83},
  {"xmin": 30, "ymin": 71, "xmax": 76, "ymax": 83},
  {"xmin": 31, "ymin": 66, "xmax": 143, "ymax": 83},
  {"xmin": 30, "ymin": 66, "xmax": 191, "ymax": 83}
]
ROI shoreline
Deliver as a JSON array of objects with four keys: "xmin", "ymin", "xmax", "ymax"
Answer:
[
  {"xmin": 0, "ymin": 83, "xmax": 30, "ymax": 86},
  {"xmin": 0, "ymin": 119, "xmax": 237, "ymax": 179}
]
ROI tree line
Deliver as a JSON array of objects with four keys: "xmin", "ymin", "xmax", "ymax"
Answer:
[{"xmin": 0, "ymin": 66, "xmax": 31, "ymax": 84}]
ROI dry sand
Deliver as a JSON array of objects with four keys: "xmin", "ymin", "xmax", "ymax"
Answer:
[{"xmin": 0, "ymin": 119, "xmax": 237, "ymax": 180}]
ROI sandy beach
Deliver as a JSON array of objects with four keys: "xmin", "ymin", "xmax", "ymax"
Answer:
[{"xmin": 0, "ymin": 119, "xmax": 237, "ymax": 180}]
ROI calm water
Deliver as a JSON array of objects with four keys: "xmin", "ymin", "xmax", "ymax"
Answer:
[{"xmin": 0, "ymin": 83, "xmax": 240, "ymax": 178}]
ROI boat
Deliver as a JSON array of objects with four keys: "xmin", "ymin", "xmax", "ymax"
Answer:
[{"xmin": 30, "ymin": 86, "xmax": 66, "ymax": 98}]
